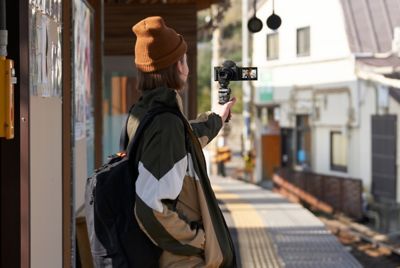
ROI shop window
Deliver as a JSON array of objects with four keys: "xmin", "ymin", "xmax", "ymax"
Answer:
[
  {"xmin": 297, "ymin": 26, "xmax": 310, "ymax": 56},
  {"xmin": 296, "ymin": 115, "xmax": 311, "ymax": 169},
  {"xmin": 330, "ymin": 131, "xmax": 348, "ymax": 172},
  {"xmin": 267, "ymin": 32, "xmax": 279, "ymax": 60}
]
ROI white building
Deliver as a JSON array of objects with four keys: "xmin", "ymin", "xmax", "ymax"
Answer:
[{"xmin": 250, "ymin": 0, "xmax": 400, "ymax": 208}]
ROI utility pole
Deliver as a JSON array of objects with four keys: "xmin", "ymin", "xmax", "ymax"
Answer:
[
  {"xmin": 210, "ymin": 1, "xmax": 233, "ymax": 177},
  {"xmin": 211, "ymin": 6, "xmax": 221, "ymax": 114},
  {"xmin": 209, "ymin": 4, "xmax": 222, "ymax": 176},
  {"xmin": 242, "ymin": 0, "xmax": 252, "ymax": 159}
]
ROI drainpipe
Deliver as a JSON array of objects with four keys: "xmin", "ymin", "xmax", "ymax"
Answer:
[
  {"xmin": 289, "ymin": 86, "xmax": 314, "ymax": 126},
  {"xmin": 312, "ymin": 88, "xmax": 354, "ymax": 129},
  {"xmin": 353, "ymin": 79, "xmax": 361, "ymax": 128},
  {"xmin": 355, "ymin": 67, "xmax": 400, "ymax": 87},
  {"xmin": 355, "ymin": 68, "xmax": 400, "ymax": 115},
  {"xmin": 289, "ymin": 87, "xmax": 357, "ymax": 129}
]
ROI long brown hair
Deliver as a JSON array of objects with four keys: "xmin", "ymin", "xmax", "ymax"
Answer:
[{"xmin": 136, "ymin": 57, "xmax": 186, "ymax": 92}]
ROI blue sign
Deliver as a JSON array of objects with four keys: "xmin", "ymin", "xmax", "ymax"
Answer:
[{"xmin": 297, "ymin": 150, "xmax": 306, "ymax": 163}]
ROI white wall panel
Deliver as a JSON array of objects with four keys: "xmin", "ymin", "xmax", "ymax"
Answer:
[{"xmin": 30, "ymin": 96, "xmax": 62, "ymax": 268}]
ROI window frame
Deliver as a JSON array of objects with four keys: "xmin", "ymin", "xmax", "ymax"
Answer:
[
  {"xmin": 330, "ymin": 131, "xmax": 348, "ymax": 172},
  {"xmin": 266, "ymin": 32, "xmax": 279, "ymax": 60},
  {"xmin": 296, "ymin": 26, "xmax": 310, "ymax": 57}
]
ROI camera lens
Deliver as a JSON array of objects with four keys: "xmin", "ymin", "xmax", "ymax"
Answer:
[
  {"xmin": 219, "ymin": 71, "xmax": 228, "ymax": 79},
  {"xmin": 219, "ymin": 67, "xmax": 232, "ymax": 80}
]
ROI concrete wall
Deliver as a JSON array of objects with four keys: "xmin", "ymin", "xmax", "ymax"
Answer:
[
  {"xmin": 269, "ymin": 78, "xmax": 378, "ymax": 192},
  {"xmin": 252, "ymin": 0, "xmax": 356, "ymax": 116},
  {"xmin": 30, "ymin": 96, "xmax": 62, "ymax": 268},
  {"xmin": 357, "ymin": 81, "xmax": 376, "ymax": 193},
  {"xmin": 269, "ymin": 0, "xmax": 350, "ymax": 59},
  {"xmin": 312, "ymin": 88, "xmax": 351, "ymax": 176},
  {"xmin": 253, "ymin": 0, "xmax": 353, "ymax": 87}
]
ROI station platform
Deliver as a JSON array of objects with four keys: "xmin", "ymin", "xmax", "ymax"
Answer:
[{"xmin": 211, "ymin": 176, "xmax": 363, "ymax": 268}]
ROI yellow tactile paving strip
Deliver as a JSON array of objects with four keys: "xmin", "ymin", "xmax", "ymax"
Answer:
[
  {"xmin": 214, "ymin": 185, "xmax": 282, "ymax": 268},
  {"xmin": 214, "ymin": 189, "xmax": 265, "ymax": 227}
]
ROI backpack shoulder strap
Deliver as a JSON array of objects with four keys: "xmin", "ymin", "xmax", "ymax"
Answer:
[
  {"xmin": 126, "ymin": 106, "xmax": 186, "ymax": 159},
  {"xmin": 119, "ymin": 104, "xmax": 136, "ymax": 151}
]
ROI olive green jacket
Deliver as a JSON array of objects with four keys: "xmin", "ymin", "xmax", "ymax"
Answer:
[{"xmin": 127, "ymin": 87, "xmax": 236, "ymax": 268}]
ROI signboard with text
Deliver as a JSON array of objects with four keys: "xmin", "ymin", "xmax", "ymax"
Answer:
[{"xmin": 255, "ymin": 68, "xmax": 274, "ymax": 104}]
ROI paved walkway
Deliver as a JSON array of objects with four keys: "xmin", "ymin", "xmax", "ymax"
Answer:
[{"xmin": 211, "ymin": 176, "xmax": 362, "ymax": 268}]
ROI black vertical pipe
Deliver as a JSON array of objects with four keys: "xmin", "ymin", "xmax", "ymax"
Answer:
[{"xmin": 0, "ymin": 0, "xmax": 5, "ymax": 30}]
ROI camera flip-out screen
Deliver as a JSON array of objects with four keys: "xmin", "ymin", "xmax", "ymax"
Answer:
[{"xmin": 241, "ymin": 67, "xmax": 258, "ymax": 80}]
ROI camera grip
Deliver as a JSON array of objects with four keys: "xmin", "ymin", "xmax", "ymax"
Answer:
[
  {"xmin": 218, "ymin": 87, "xmax": 232, "ymax": 123},
  {"xmin": 218, "ymin": 88, "xmax": 231, "ymax": 105}
]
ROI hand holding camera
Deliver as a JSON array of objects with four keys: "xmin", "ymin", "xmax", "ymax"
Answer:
[
  {"xmin": 214, "ymin": 60, "xmax": 258, "ymax": 122},
  {"xmin": 214, "ymin": 97, "xmax": 237, "ymax": 123}
]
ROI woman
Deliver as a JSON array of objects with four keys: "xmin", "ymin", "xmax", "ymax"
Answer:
[{"xmin": 129, "ymin": 16, "xmax": 237, "ymax": 267}]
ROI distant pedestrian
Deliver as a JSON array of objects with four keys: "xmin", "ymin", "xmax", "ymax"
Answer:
[
  {"xmin": 216, "ymin": 135, "xmax": 231, "ymax": 177},
  {"xmin": 244, "ymin": 150, "xmax": 255, "ymax": 182},
  {"xmin": 129, "ymin": 16, "xmax": 237, "ymax": 267}
]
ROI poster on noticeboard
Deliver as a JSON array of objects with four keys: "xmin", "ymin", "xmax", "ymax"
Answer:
[
  {"xmin": 73, "ymin": 0, "xmax": 94, "ymax": 141},
  {"xmin": 29, "ymin": 0, "xmax": 62, "ymax": 97}
]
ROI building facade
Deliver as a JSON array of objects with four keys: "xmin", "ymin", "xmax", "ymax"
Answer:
[{"xmin": 251, "ymin": 0, "xmax": 400, "ymax": 220}]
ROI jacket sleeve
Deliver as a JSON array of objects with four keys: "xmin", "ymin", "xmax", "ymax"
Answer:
[
  {"xmin": 134, "ymin": 113, "xmax": 205, "ymax": 256},
  {"xmin": 189, "ymin": 112, "xmax": 223, "ymax": 148}
]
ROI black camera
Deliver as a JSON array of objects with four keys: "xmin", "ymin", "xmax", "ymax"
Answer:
[{"xmin": 214, "ymin": 60, "xmax": 257, "ymax": 104}]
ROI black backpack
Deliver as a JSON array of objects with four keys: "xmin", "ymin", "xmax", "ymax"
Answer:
[{"xmin": 85, "ymin": 106, "xmax": 183, "ymax": 267}]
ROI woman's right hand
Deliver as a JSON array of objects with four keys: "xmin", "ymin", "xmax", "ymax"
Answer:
[{"xmin": 213, "ymin": 97, "xmax": 237, "ymax": 123}]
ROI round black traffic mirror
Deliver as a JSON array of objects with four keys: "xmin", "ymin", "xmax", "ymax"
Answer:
[
  {"xmin": 248, "ymin": 0, "xmax": 263, "ymax": 33},
  {"xmin": 248, "ymin": 16, "xmax": 263, "ymax": 33},
  {"xmin": 266, "ymin": 12, "xmax": 281, "ymax": 30}
]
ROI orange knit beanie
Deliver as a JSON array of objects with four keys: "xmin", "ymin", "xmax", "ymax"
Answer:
[{"xmin": 132, "ymin": 16, "xmax": 187, "ymax": 72}]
